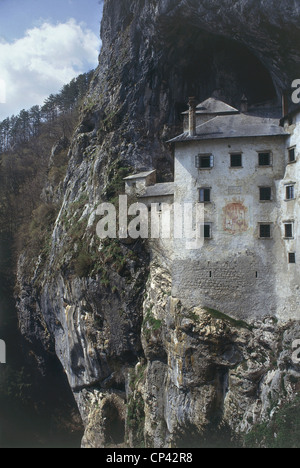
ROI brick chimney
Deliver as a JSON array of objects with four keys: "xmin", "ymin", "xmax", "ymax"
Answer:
[
  {"xmin": 188, "ymin": 97, "xmax": 196, "ymax": 137},
  {"xmin": 282, "ymin": 92, "xmax": 289, "ymax": 117}
]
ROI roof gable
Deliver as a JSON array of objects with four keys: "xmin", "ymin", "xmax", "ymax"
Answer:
[
  {"xmin": 123, "ymin": 170, "xmax": 156, "ymax": 180},
  {"xmin": 169, "ymin": 113, "xmax": 288, "ymax": 143},
  {"xmin": 196, "ymin": 97, "xmax": 239, "ymax": 114},
  {"xmin": 182, "ymin": 97, "xmax": 239, "ymax": 115}
]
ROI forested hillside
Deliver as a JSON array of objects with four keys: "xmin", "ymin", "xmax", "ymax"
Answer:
[
  {"xmin": 0, "ymin": 70, "xmax": 93, "ymax": 256},
  {"xmin": 0, "ymin": 71, "xmax": 93, "ymax": 154},
  {"xmin": 0, "ymin": 70, "xmax": 93, "ymax": 447}
]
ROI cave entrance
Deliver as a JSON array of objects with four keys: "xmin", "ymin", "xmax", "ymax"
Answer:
[
  {"xmin": 102, "ymin": 400, "xmax": 125, "ymax": 447},
  {"xmin": 156, "ymin": 21, "xmax": 277, "ymax": 124},
  {"xmin": 175, "ymin": 423, "xmax": 239, "ymax": 449}
]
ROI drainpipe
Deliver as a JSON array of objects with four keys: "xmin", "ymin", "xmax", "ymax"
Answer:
[{"xmin": 188, "ymin": 97, "xmax": 196, "ymax": 137}]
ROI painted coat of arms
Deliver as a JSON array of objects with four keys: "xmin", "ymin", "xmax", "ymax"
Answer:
[{"xmin": 223, "ymin": 202, "xmax": 248, "ymax": 234}]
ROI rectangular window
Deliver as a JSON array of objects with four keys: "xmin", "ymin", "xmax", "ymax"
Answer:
[
  {"xmin": 201, "ymin": 223, "xmax": 212, "ymax": 239},
  {"xmin": 195, "ymin": 154, "xmax": 214, "ymax": 169},
  {"xmin": 204, "ymin": 224, "xmax": 211, "ymax": 239},
  {"xmin": 258, "ymin": 152, "xmax": 271, "ymax": 166},
  {"xmin": 285, "ymin": 223, "xmax": 293, "ymax": 239},
  {"xmin": 288, "ymin": 147, "xmax": 296, "ymax": 163},
  {"xmin": 230, "ymin": 153, "xmax": 242, "ymax": 167},
  {"xmin": 199, "ymin": 188, "xmax": 211, "ymax": 203},
  {"xmin": 259, "ymin": 224, "xmax": 271, "ymax": 238},
  {"xmin": 260, "ymin": 187, "xmax": 272, "ymax": 201},
  {"xmin": 286, "ymin": 185, "xmax": 295, "ymax": 200},
  {"xmin": 289, "ymin": 253, "xmax": 296, "ymax": 264}
]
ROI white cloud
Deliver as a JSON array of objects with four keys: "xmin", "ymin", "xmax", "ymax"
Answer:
[
  {"xmin": 0, "ymin": 79, "xmax": 6, "ymax": 104},
  {"xmin": 0, "ymin": 19, "xmax": 100, "ymax": 120}
]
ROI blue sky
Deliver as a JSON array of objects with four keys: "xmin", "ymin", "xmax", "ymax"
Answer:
[{"xmin": 0, "ymin": 0, "xmax": 103, "ymax": 119}]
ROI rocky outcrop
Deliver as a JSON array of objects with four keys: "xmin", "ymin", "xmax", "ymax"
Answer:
[
  {"xmin": 16, "ymin": 0, "xmax": 300, "ymax": 448},
  {"xmin": 128, "ymin": 252, "xmax": 300, "ymax": 447}
]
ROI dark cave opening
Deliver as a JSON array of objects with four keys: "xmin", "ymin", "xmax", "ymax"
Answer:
[
  {"xmin": 102, "ymin": 400, "xmax": 125, "ymax": 446},
  {"xmin": 155, "ymin": 22, "xmax": 277, "ymax": 124},
  {"xmin": 175, "ymin": 423, "xmax": 240, "ymax": 449}
]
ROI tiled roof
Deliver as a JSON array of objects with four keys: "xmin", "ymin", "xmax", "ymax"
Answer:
[
  {"xmin": 168, "ymin": 113, "xmax": 288, "ymax": 143},
  {"xmin": 139, "ymin": 182, "xmax": 175, "ymax": 198},
  {"xmin": 182, "ymin": 97, "xmax": 239, "ymax": 115},
  {"xmin": 123, "ymin": 170, "xmax": 156, "ymax": 180}
]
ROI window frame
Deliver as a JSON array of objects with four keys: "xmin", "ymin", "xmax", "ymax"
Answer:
[
  {"xmin": 259, "ymin": 186, "xmax": 272, "ymax": 202},
  {"xmin": 258, "ymin": 151, "xmax": 273, "ymax": 167},
  {"xmin": 201, "ymin": 223, "xmax": 212, "ymax": 240},
  {"xmin": 258, "ymin": 223, "xmax": 272, "ymax": 239},
  {"xmin": 284, "ymin": 222, "xmax": 294, "ymax": 239},
  {"xmin": 230, "ymin": 153, "xmax": 243, "ymax": 168},
  {"xmin": 285, "ymin": 184, "xmax": 296, "ymax": 201},
  {"xmin": 289, "ymin": 252, "xmax": 296, "ymax": 264},
  {"xmin": 199, "ymin": 187, "xmax": 211, "ymax": 203},
  {"xmin": 288, "ymin": 147, "xmax": 296, "ymax": 164},
  {"xmin": 195, "ymin": 154, "xmax": 214, "ymax": 170}
]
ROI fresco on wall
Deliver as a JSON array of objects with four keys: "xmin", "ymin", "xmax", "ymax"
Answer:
[{"xmin": 223, "ymin": 201, "xmax": 248, "ymax": 234}]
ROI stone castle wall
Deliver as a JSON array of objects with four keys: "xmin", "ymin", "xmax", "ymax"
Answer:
[{"xmin": 172, "ymin": 132, "xmax": 299, "ymax": 321}]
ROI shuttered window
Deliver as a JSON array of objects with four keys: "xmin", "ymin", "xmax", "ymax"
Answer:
[
  {"xmin": 199, "ymin": 188, "xmax": 211, "ymax": 203},
  {"xmin": 286, "ymin": 185, "xmax": 295, "ymax": 200},
  {"xmin": 195, "ymin": 154, "xmax": 214, "ymax": 169}
]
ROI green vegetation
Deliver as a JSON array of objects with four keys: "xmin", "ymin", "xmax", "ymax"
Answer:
[
  {"xmin": 17, "ymin": 202, "xmax": 60, "ymax": 279},
  {"xmin": 244, "ymin": 394, "xmax": 300, "ymax": 448},
  {"xmin": 129, "ymin": 364, "xmax": 147, "ymax": 392},
  {"xmin": 186, "ymin": 310, "xmax": 201, "ymax": 322},
  {"xmin": 104, "ymin": 159, "xmax": 131, "ymax": 204},
  {"xmin": 71, "ymin": 236, "xmax": 131, "ymax": 281},
  {"xmin": 83, "ymin": 97, "xmax": 97, "ymax": 113},
  {"xmin": 127, "ymin": 365, "xmax": 147, "ymax": 448},
  {"xmin": 127, "ymin": 392, "xmax": 145, "ymax": 448},
  {"xmin": 143, "ymin": 307, "xmax": 162, "ymax": 338},
  {"xmin": 73, "ymin": 250, "xmax": 94, "ymax": 278},
  {"xmin": 55, "ymin": 156, "xmax": 139, "ymax": 282},
  {"xmin": 48, "ymin": 148, "xmax": 69, "ymax": 186},
  {"xmin": 62, "ymin": 202, "xmax": 143, "ymax": 284},
  {"xmin": 204, "ymin": 307, "xmax": 253, "ymax": 331},
  {"xmin": 0, "ymin": 71, "xmax": 94, "ymax": 154},
  {"xmin": 0, "ymin": 72, "xmax": 94, "ymax": 447},
  {"xmin": 0, "ymin": 72, "xmax": 95, "ymax": 283}
]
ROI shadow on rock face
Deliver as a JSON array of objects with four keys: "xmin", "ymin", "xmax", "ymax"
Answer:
[{"xmin": 157, "ymin": 22, "xmax": 277, "ymax": 114}]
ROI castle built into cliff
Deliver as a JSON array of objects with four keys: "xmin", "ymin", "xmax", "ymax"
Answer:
[{"xmin": 125, "ymin": 96, "xmax": 300, "ymax": 321}]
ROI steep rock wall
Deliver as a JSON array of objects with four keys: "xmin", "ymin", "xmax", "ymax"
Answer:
[{"xmin": 16, "ymin": 0, "xmax": 300, "ymax": 447}]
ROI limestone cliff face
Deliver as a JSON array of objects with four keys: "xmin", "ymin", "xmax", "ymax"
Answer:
[
  {"xmin": 16, "ymin": 0, "xmax": 300, "ymax": 447},
  {"xmin": 135, "ymin": 253, "xmax": 300, "ymax": 447}
]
